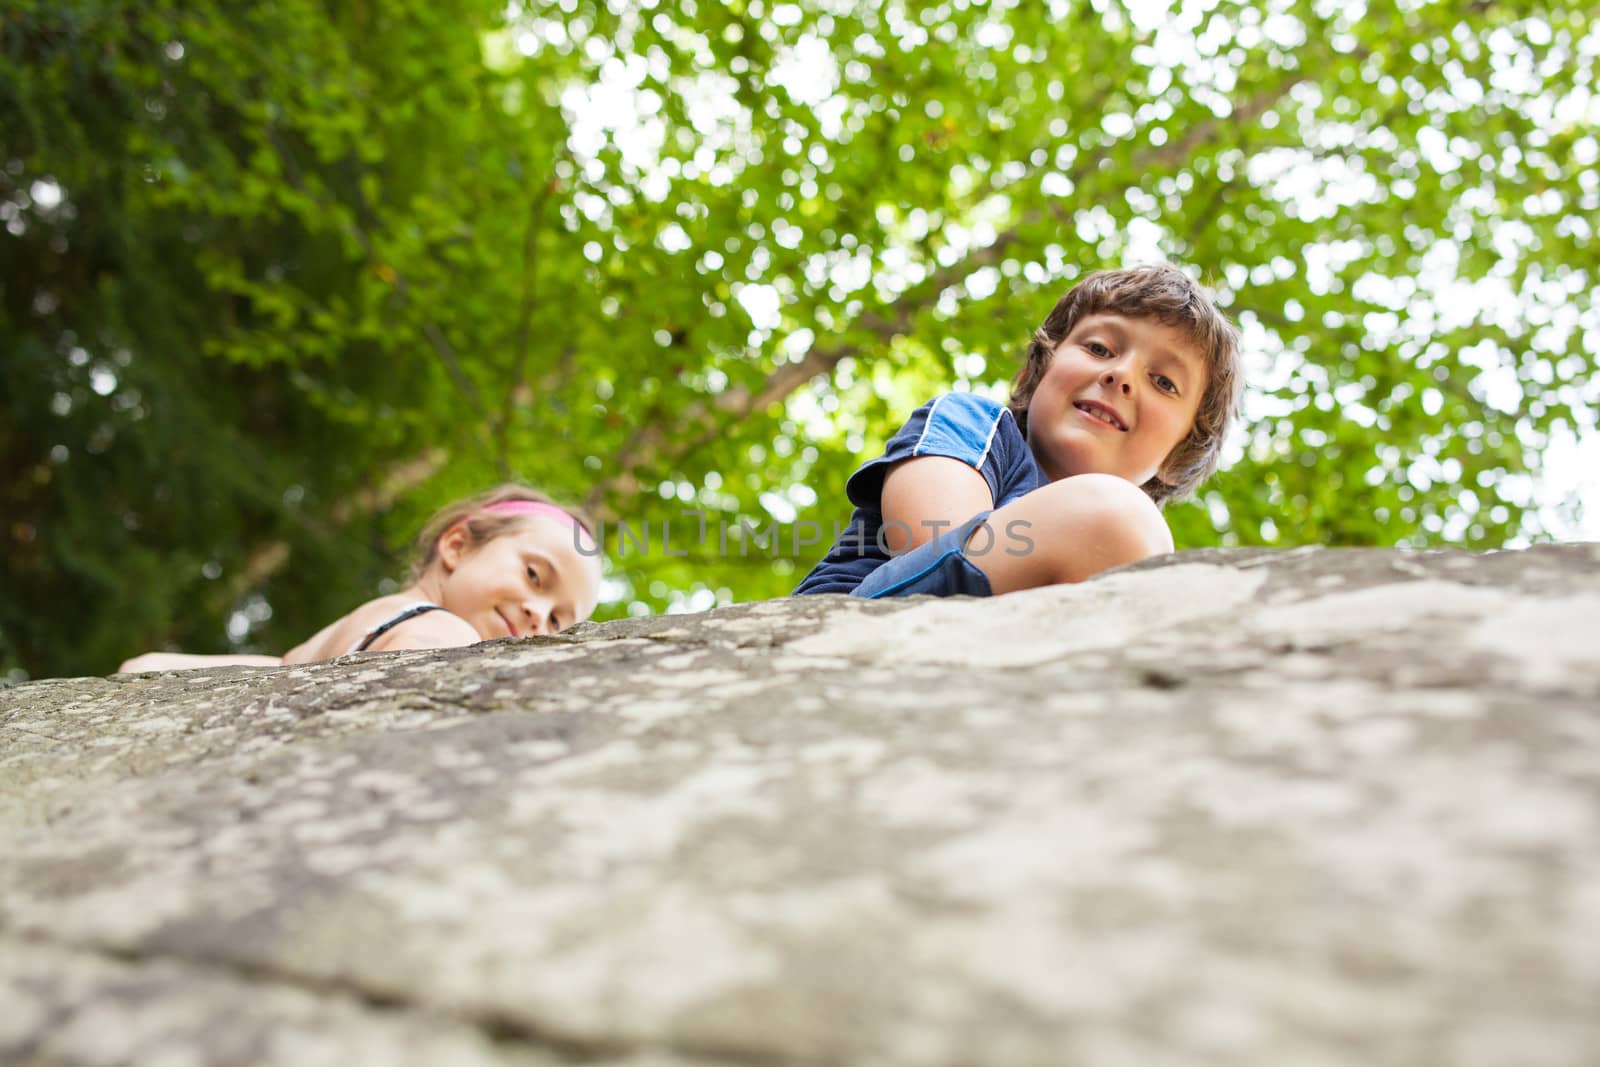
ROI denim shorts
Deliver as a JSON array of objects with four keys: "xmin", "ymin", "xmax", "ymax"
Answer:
[{"xmin": 851, "ymin": 511, "xmax": 995, "ymax": 599}]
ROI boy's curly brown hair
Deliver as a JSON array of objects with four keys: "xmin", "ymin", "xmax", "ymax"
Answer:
[{"xmin": 1008, "ymin": 263, "xmax": 1242, "ymax": 506}]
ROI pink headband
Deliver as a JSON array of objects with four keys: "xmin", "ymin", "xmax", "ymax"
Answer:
[{"xmin": 480, "ymin": 500, "xmax": 592, "ymax": 538}]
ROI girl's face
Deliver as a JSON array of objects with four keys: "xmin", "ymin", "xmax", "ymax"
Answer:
[{"xmin": 436, "ymin": 517, "xmax": 602, "ymax": 638}]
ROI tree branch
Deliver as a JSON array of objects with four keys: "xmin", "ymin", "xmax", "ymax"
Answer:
[
  {"xmin": 587, "ymin": 69, "xmax": 1309, "ymax": 509},
  {"xmin": 496, "ymin": 158, "xmax": 566, "ymax": 474},
  {"xmin": 229, "ymin": 447, "xmax": 450, "ymax": 600},
  {"xmin": 414, "ymin": 317, "xmax": 489, "ymax": 419},
  {"xmin": 265, "ymin": 129, "xmax": 493, "ymax": 429}
]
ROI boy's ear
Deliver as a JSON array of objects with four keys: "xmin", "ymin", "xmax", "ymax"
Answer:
[{"xmin": 437, "ymin": 522, "xmax": 471, "ymax": 573}]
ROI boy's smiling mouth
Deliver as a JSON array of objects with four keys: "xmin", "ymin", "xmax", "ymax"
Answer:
[
  {"xmin": 496, "ymin": 608, "xmax": 516, "ymax": 637},
  {"xmin": 1073, "ymin": 400, "xmax": 1127, "ymax": 431}
]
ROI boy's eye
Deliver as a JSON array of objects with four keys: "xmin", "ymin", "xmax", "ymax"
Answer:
[
  {"xmin": 526, "ymin": 564, "xmax": 542, "ymax": 586},
  {"xmin": 1086, "ymin": 341, "xmax": 1113, "ymax": 357},
  {"xmin": 1154, "ymin": 374, "xmax": 1179, "ymax": 395}
]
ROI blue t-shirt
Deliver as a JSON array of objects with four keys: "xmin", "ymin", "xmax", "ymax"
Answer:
[{"xmin": 794, "ymin": 392, "xmax": 1049, "ymax": 595}]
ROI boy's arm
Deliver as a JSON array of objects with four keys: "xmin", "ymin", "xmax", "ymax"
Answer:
[{"xmin": 879, "ymin": 456, "xmax": 994, "ymax": 554}]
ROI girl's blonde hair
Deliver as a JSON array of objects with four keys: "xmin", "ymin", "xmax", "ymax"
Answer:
[{"xmin": 409, "ymin": 484, "xmax": 596, "ymax": 581}]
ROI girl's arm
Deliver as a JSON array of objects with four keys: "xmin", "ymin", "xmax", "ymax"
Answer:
[{"xmin": 118, "ymin": 652, "xmax": 283, "ymax": 674}]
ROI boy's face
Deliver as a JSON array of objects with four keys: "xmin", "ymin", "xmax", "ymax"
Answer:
[{"xmin": 1024, "ymin": 312, "xmax": 1207, "ymax": 486}]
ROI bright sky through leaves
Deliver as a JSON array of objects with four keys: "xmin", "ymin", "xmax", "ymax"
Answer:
[{"xmin": 550, "ymin": 0, "xmax": 1600, "ymax": 542}]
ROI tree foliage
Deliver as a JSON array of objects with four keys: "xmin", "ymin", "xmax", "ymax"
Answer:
[{"xmin": 3, "ymin": 0, "xmax": 1595, "ymax": 680}]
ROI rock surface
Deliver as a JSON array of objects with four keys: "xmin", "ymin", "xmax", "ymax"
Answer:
[{"xmin": 3, "ymin": 545, "xmax": 1599, "ymax": 1066}]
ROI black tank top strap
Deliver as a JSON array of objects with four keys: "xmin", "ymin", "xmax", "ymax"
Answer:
[{"xmin": 352, "ymin": 603, "xmax": 448, "ymax": 653}]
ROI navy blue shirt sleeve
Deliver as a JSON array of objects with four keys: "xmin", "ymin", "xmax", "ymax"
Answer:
[
  {"xmin": 793, "ymin": 391, "xmax": 1045, "ymax": 596},
  {"xmin": 844, "ymin": 393, "xmax": 1011, "ymax": 510}
]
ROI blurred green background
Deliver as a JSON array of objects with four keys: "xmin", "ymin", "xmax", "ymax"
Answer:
[{"xmin": 3, "ymin": 0, "xmax": 1596, "ymax": 680}]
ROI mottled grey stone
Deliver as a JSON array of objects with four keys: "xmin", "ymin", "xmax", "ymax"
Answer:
[{"xmin": 3, "ymin": 545, "xmax": 1599, "ymax": 1066}]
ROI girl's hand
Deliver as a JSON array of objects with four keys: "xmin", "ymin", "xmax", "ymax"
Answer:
[{"xmin": 117, "ymin": 652, "xmax": 283, "ymax": 673}]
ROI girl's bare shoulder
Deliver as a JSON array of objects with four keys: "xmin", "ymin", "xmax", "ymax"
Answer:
[
  {"xmin": 365, "ymin": 605, "xmax": 479, "ymax": 652},
  {"xmin": 283, "ymin": 594, "xmax": 474, "ymax": 663}
]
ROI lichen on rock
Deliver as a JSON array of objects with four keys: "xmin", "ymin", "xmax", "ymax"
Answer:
[{"xmin": 3, "ymin": 545, "xmax": 1599, "ymax": 1065}]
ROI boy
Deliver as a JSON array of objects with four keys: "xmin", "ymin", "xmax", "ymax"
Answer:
[{"xmin": 794, "ymin": 263, "xmax": 1241, "ymax": 599}]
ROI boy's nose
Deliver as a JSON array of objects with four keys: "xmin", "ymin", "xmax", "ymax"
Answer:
[{"xmin": 1101, "ymin": 369, "xmax": 1132, "ymax": 393}]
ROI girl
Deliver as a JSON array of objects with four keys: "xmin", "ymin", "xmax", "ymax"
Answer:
[{"xmin": 118, "ymin": 485, "xmax": 603, "ymax": 672}]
